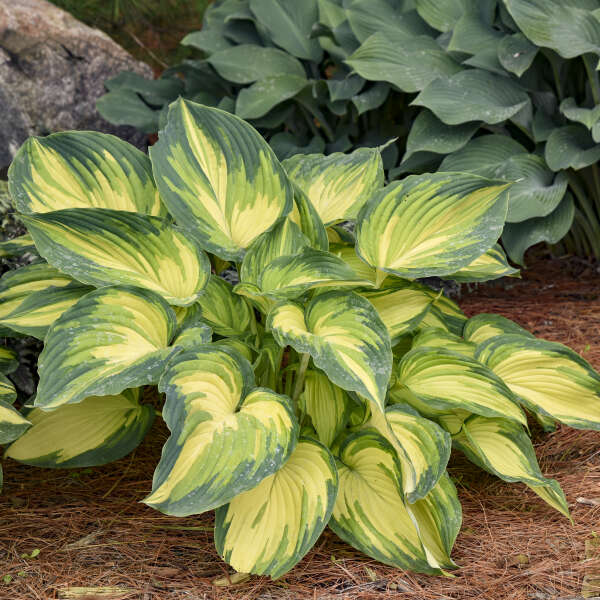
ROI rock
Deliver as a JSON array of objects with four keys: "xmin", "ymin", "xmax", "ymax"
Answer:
[{"xmin": 0, "ymin": 0, "xmax": 153, "ymax": 170}]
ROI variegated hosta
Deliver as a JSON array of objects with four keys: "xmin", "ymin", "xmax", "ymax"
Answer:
[{"xmin": 2, "ymin": 99, "xmax": 600, "ymax": 578}]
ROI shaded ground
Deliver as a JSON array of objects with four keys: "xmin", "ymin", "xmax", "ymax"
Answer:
[{"xmin": 1, "ymin": 253, "xmax": 599, "ymax": 600}]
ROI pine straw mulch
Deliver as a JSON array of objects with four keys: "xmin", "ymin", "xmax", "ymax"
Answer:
[{"xmin": 1, "ymin": 253, "xmax": 600, "ymax": 600}]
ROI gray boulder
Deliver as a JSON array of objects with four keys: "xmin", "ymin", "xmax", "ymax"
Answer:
[{"xmin": 0, "ymin": 0, "xmax": 153, "ymax": 170}]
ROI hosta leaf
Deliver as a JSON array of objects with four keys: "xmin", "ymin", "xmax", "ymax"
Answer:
[
  {"xmin": 236, "ymin": 75, "xmax": 308, "ymax": 119},
  {"xmin": 407, "ymin": 473, "xmax": 461, "ymax": 569},
  {"xmin": 456, "ymin": 415, "xmax": 570, "ymax": 519},
  {"xmin": 329, "ymin": 429, "xmax": 439, "ymax": 573},
  {"xmin": 300, "ymin": 370, "xmax": 351, "ymax": 447},
  {"xmin": 215, "ymin": 438, "xmax": 337, "ymax": 577},
  {"xmin": 346, "ymin": 32, "xmax": 461, "ymax": 94},
  {"xmin": 497, "ymin": 33, "xmax": 538, "ymax": 77},
  {"xmin": 326, "ymin": 225, "xmax": 355, "ymax": 245},
  {"xmin": 397, "ymin": 348, "xmax": 526, "ymax": 424},
  {"xmin": 181, "ymin": 30, "xmax": 234, "ymax": 53},
  {"xmin": 560, "ymin": 98, "xmax": 600, "ymax": 130},
  {"xmin": 150, "ymin": 99, "xmax": 293, "ymax": 261},
  {"xmin": 352, "ymin": 81, "xmax": 390, "ymax": 115},
  {"xmin": 502, "ymin": 194, "xmax": 575, "ymax": 265},
  {"xmin": 404, "ymin": 110, "xmax": 479, "ymax": 160},
  {"xmin": 145, "ymin": 347, "xmax": 297, "ymax": 516},
  {"xmin": 283, "ymin": 147, "xmax": 384, "ymax": 225},
  {"xmin": 327, "ymin": 73, "xmax": 365, "ymax": 102},
  {"xmin": 417, "ymin": 306, "xmax": 452, "ymax": 334},
  {"xmin": 359, "ymin": 283, "xmax": 433, "ymax": 345},
  {"xmin": 268, "ymin": 291, "xmax": 392, "ymax": 411},
  {"xmin": 5, "ymin": 389, "xmax": 153, "ymax": 468},
  {"xmin": 345, "ymin": 0, "xmax": 431, "ymax": 43},
  {"xmin": 330, "ymin": 244, "xmax": 377, "ymax": 284},
  {"xmin": 412, "ymin": 328, "xmax": 476, "ymax": 357},
  {"xmin": 35, "ymin": 286, "xmax": 177, "ymax": 409},
  {"xmin": 0, "ymin": 262, "xmax": 92, "ymax": 339},
  {"xmin": 463, "ymin": 313, "xmax": 533, "ymax": 345},
  {"xmin": 420, "ymin": 290, "xmax": 467, "ymax": 336},
  {"xmin": 476, "ymin": 335, "xmax": 600, "ymax": 430},
  {"xmin": 0, "ymin": 376, "xmax": 16, "ymax": 404},
  {"xmin": 0, "ymin": 347, "xmax": 18, "ymax": 375},
  {"xmin": 258, "ymin": 248, "xmax": 373, "ymax": 299},
  {"xmin": 249, "ymin": 0, "xmax": 323, "ymax": 61},
  {"xmin": 197, "ymin": 275, "xmax": 256, "ymax": 337},
  {"xmin": 171, "ymin": 323, "xmax": 213, "ymax": 351},
  {"xmin": 412, "ymin": 70, "xmax": 530, "ymax": 125},
  {"xmin": 0, "ymin": 399, "xmax": 30, "ymax": 444},
  {"xmin": 207, "ymin": 45, "xmax": 306, "ymax": 83},
  {"xmin": 503, "ymin": 0, "xmax": 600, "ymax": 59},
  {"xmin": 441, "ymin": 136, "xmax": 569, "ymax": 223},
  {"xmin": 545, "ymin": 125, "xmax": 600, "ymax": 171},
  {"xmin": 22, "ymin": 209, "xmax": 210, "ymax": 306},
  {"xmin": 446, "ymin": 244, "xmax": 519, "ymax": 282},
  {"xmin": 240, "ymin": 219, "xmax": 309, "ymax": 287},
  {"xmin": 289, "ymin": 184, "xmax": 329, "ymax": 251},
  {"xmin": 355, "ymin": 173, "xmax": 509, "ymax": 279},
  {"xmin": 448, "ymin": 13, "xmax": 502, "ymax": 55},
  {"xmin": 96, "ymin": 89, "xmax": 160, "ymax": 134},
  {"xmin": 414, "ymin": 0, "xmax": 476, "ymax": 32},
  {"xmin": 373, "ymin": 403, "xmax": 451, "ymax": 503},
  {"xmin": 8, "ymin": 131, "xmax": 162, "ymax": 215},
  {"xmin": 0, "ymin": 234, "xmax": 36, "ymax": 258}
]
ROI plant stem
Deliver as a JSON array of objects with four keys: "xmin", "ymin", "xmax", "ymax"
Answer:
[{"xmin": 291, "ymin": 353, "xmax": 310, "ymax": 407}]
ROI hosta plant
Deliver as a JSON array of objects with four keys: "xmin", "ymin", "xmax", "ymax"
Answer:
[
  {"xmin": 1, "ymin": 99, "xmax": 600, "ymax": 577},
  {"xmin": 97, "ymin": 0, "xmax": 600, "ymax": 263}
]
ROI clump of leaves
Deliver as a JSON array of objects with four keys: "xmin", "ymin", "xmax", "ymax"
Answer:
[
  {"xmin": 97, "ymin": 0, "xmax": 600, "ymax": 263},
  {"xmin": 1, "ymin": 100, "xmax": 600, "ymax": 577}
]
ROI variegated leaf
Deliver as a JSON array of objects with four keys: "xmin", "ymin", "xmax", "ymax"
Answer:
[
  {"xmin": 329, "ymin": 429, "xmax": 440, "ymax": 573},
  {"xmin": 150, "ymin": 99, "xmax": 293, "ymax": 261},
  {"xmin": 359, "ymin": 282, "xmax": 433, "ymax": 345},
  {"xmin": 420, "ymin": 289, "xmax": 467, "ymax": 336},
  {"xmin": 455, "ymin": 415, "xmax": 570, "ymax": 519},
  {"xmin": 35, "ymin": 286, "xmax": 177, "ymax": 409},
  {"xmin": 300, "ymin": 370, "xmax": 351, "ymax": 447},
  {"xmin": 289, "ymin": 183, "xmax": 329, "ymax": 251},
  {"xmin": 463, "ymin": 313, "xmax": 533, "ymax": 345},
  {"xmin": 446, "ymin": 244, "xmax": 519, "ymax": 283},
  {"xmin": 0, "ymin": 375, "xmax": 17, "ymax": 405},
  {"xmin": 0, "ymin": 347, "xmax": 18, "ymax": 375},
  {"xmin": 145, "ymin": 346, "xmax": 297, "ymax": 516},
  {"xmin": 407, "ymin": 472, "xmax": 461, "ymax": 570},
  {"xmin": 369, "ymin": 403, "xmax": 451, "ymax": 503},
  {"xmin": 171, "ymin": 323, "xmax": 213, "ymax": 351},
  {"xmin": 258, "ymin": 247, "xmax": 374, "ymax": 300},
  {"xmin": 5, "ymin": 389, "xmax": 153, "ymax": 468},
  {"xmin": 0, "ymin": 234, "xmax": 36, "ymax": 258},
  {"xmin": 197, "ymin": 275, "xmax": 256, "ymax": 337},
  {"xmin": 215, "ymin": 438, "xmax": 337, "ymax": 578},
  {"xmin": 330, "ymin": 244, "xmax": 377, "ymax": 284},
  {"xmin": 397, "ymin": 348, "xmax": 526, "ymax": 424},
  {"xmin": 476, "ymin": 335, "xmax": 600, "ymax": 430},
  {"xmin": 0, "ymin": 399, "xmax": 30, "ymax": 444},
  {"xmin": 412, "ymin": 328, "xmax": 476, "ymax": 358},
  {"xmin": 240, "ymin": 219, "xmax": 309, "ymax": 287},
  {"xmin": 356, "ymin": 173, "xmax": 509, "ymax": 279},
  {"xmin": 22, "ymin": 209, "xmax": 210, "ymax": 306},
  {"xmin": 0, "ymin": 262, "xmax": 89, "ymax": 338},
  {"xmin": 9, "ymin": 131, "xmax": 162, "ymax": 215},
  {"xmin": 282, "ymin": 147, "xmax": 384, "ymax": 225},
  {"xmin": 268, "ymin": 291, "xmax": 392, "ymax": 411}
]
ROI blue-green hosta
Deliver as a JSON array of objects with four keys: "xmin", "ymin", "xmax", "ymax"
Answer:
[
  {"xmin": 97, "ymin": 0, "xmax": 600, "ymax": 262},
  {"xmin": 2, "ymin": 99, "xmax": 600, "ymax": 578}
]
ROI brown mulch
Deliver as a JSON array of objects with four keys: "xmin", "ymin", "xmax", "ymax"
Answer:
[{"xmin": 1, "ymin": 254, "xmax": 600, "ymax": 600}]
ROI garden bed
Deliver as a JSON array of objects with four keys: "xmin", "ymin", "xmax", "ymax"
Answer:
[{"xmin": 1, "ymin": 254, "xmax": 599, "ymax": 600}]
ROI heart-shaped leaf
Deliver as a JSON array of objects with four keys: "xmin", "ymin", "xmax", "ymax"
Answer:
[
  {"xmin": 268, "ymin": 290, "xmax": 392, "ymax": 411},
  {"xmin": 215, "ymin": 438, "xmax": 337, "ymax": 577},
  {"xmin": 145, "ymin": 346, "xmax": 298, "ymax": 516},
  {"xmin": 150, "ymin": 99, "xmax": 293, "ymax": 261}
]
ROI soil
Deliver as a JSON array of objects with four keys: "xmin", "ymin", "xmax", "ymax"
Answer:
[{"xmin": 1, "ymin": 252, "xmax": 599, "ymax": 600}]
